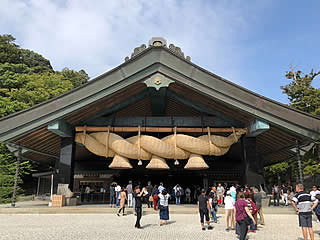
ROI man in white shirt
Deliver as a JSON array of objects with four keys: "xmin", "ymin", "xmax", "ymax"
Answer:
[
  {"xmin": 310, "ymin": 185, "xmax": 320, "ymax": 201},
  {"xmin": 126, "ymin": 181, "xmax": 133, "ymax": 208},
  {"xmin": 310, "ymin": 185, "xmax": 320, "ymax": 222},
  {"xmin": 115, "ymin": 184, "xmax": 121, "ymax": 207},
  {"xmin": 224, "ymin": 190, "xmax": 235, "ymax": 231}
]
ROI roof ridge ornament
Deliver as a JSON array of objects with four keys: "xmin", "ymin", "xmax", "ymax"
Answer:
[{"xmin": 124, "ymin": 37, "xmax": 191, "ymax": 62}]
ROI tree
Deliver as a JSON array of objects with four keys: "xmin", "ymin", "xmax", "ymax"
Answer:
[
  {"xmin": 281, "ymin": 68, "xmax": 320, "ymax": 116},
  {"xmin": 0, "ymin": 34, "xmax": 89, "ymax": 203},
  {"xmin": 279, "ymin": 67, "xmax": 320, "ymax": 183}
]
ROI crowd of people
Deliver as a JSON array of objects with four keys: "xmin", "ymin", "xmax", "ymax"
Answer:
[{"xmin": 108, "ymin": 181, "xmax": 320, "ymax": 240}]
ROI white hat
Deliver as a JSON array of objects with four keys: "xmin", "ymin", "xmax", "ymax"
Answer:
[{"xmin": 227, "ymin": 190, "xmax": 231, "ymax": 195}]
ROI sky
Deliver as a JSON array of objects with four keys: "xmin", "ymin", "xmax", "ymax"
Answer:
[{"xmin": 1, "ymin": 0, "xmax": 320, "ymax": 104}]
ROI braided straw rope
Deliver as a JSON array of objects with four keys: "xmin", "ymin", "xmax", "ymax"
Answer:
[{"xmin": 75, "ymin": 128, "xmax": 246, "ymax": 170}]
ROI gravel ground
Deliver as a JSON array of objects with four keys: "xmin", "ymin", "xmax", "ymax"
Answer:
[{"xmin": 0, "ymin": 213, "xmax": 319, "ymax": 240}]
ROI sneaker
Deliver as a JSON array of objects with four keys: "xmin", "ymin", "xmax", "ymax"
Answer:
[
  {"xmin": 202, "ymin": 227, "xmax": 206, "ymax": 231},
  {"xmin": 208, "ymin": 226, "xmax": 213, "ymax": 230},
  {"xmin": 225, "ymin": 228, "xmax": 230, "ymax": 232},
  {"xmin": 117, "ymin": 213, "xmax": 120, "ymax": 217}
]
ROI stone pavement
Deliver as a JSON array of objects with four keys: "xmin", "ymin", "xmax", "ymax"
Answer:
[
  {"xmin": 0, "ymin": 200, "xmax": 296, "ymax": 215},
  {"xmin": 0, "ymin": 213, "xmax": 319, "ymax": 240}
]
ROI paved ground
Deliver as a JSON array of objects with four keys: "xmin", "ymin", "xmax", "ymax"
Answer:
[
  {"xmin": 1, "ymin": 213, "xmax": 319, "ymax": 240},
  {"xmin": 0, "ymin": 200, "xmax": 296, "ymax": 215}
]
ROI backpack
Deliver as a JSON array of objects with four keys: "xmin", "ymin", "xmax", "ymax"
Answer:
[
  {"xmin": 176, "ymin": 188, "xmax": 181, "ymax": 197},
  {"xmin": 249, "ymin": 199, "xmax": 257, "ymax": 215}
]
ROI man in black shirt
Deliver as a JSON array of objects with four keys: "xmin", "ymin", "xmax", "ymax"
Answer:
[
  {"xmin": 133, "ymin": 186, "xmax": 147, "ymax": 228},
  {"xmin": 146, "ymin": 181, "xmax": 153, "ymax": 208},
  {"xmin": 198, "ymin": 189, "xmax": 213, "ymax": 231}
]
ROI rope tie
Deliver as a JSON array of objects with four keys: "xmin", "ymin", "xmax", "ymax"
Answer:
[
  {"xmin": 232, "ymin": 127, "xmax": 237, "ymax": 142},
  {"xmin": 83, "ymin": 125, "xmax": 87, "ymax": 145},
  {"xmin": 106, "ymin": 126, "xmax": 110, "ymax": 157},
  {"xmin": 207, "ymin": 127, "xmax": 212, "ymax": 155},
  {"xmin": 138, "ymin": 126, "xmax": 141, "ymax": 161},
  {"xmin": 174, "ymin": 127, "xmax": 177, "ymax": 160}
]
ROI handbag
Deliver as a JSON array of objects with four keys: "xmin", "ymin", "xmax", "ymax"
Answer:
[
  {"xmin": 244, "ymin": 216, "xmax": 251, "ymax": 226},
  {"xmin": 149, "ymin": 196, "xmax": 153, "ymax": 202}
]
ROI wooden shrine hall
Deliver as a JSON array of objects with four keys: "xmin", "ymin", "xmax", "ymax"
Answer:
[{"xmin": 0, "ymin": 37, "xmax": 320, "ymax": 195}]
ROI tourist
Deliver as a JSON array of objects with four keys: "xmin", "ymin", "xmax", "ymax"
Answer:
[
  {"xmin": 133, "ymin": 186, "xmax": 147, "ymax": 228},
  {"xmin": 115, "ymin": 183, "xmax": 121, "ymax": 207},
  {"xmin": 174, "ymin": 184, "xmax": 182, "ymax": 205},
  {"xmin": 313, "ymin": 194, "xmax": 320, "ymax": 224},
  {"xmin": 224, "ymin": 190, "xmax": 235, "ymax": 231},
  {"xmin": 158, "ymin": 182, "xmax": 164, "ymax": 194},
  {"xmin": 272, "ymin": 184, "xmax": 280, "ymax": 206},
  {"xmin": 288, "ymin": 184, "xmax": 294, "ymax": 205},
  {"xmin": 210, "ymin": 187, "xmax": 218, "ymax": 214},
  {"xmin": 217, "ymin": 183, "xmax": 225, "ymax": 206},
  {"xmin": 208, "ymin": 192, "xmax": 217, "ymax": 223},
  {"xmin": 85, "ymin": 185, "xmax": 91, "ymax": 202},
  {"xmin": 158, "ymin": 188, "xmax": 170, "ymax": 226},
  {"xmin": 235, "ymin": 193, "xmax": 256, "ymax": 240},
  {"xmin": 281, "ymin": 184, "xmax": 289, "ymax": 206},
  {"xmin": 292, "ymin": 183, "xmax": 318, "ymax": 240},
  {"xmin": 253, "ymin": 187, "xmax": 265, "ymax": 226},
  {"xmin": 245, "ymin": 192, "xmax": 257, "ymax": 233},
  {"xmin": 146, "ymin": 181, "xmax": 153, "ymax": 208},
  {"xmin": 197, "ymin": 189, "xmax": 213, "ymax": 231},
  {"xmin": 185, "ymin": 187, "xmax": 191, "ymax": 203},
  {"xmin": 310, "ymin": 185, "xmax": 320, "ymax": 222},
  {"xmin": 310, "ymin": 185, "xmax": 320, "ymax": 200},
  {"xmin": 126, "ymin": 181, "xmax": 133, "ymax": 208},
  {"xmin": 109, "ymin": 183, "xmax": 116, "ymax": 207},
  {"xmin": 117, "ymin": 187, "xmax": 127, "ymax": 216},
  {"xmin": 230, "ymin": 185, "xmax": 237, "ymax": 202},
  {"xmin": 152, "ymin": 185, "xmax": 159, "ymax": 210}
]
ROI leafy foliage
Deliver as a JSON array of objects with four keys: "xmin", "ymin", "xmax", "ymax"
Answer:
[
  {"xmin": 0, "ymin": 34, "xmax": 89, "ymax": 203},
  {"xmin": 281, "ymin": 69, "xmax": 320, "ymax": 116},
  {"xmin": 0, "ymin": 143, "xmax": 34, "ymax": 203}
]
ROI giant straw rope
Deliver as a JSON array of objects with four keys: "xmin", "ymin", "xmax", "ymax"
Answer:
[{"xmin": 75, "ymin": 127, "xmax": 247, "ymax": 170}]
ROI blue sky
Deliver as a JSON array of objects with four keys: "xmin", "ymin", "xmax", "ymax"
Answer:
[{"xmin": 0, "ymin": 0, "xmax": 319, "ymax": 104}]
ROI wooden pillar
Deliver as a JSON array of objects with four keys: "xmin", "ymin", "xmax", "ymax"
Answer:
[
  {"xmin": 241, "ymin": 137, "xmax": 265, "ymax": 186},
  {"xmin": 54, "ymin": 137, "xmax": 75, "ymax": 192}
]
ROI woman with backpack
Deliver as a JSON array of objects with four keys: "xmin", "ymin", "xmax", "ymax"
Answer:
[
  {"xmin": 235, "ymin": 193, "xmax": 256, "ymax": 240},
  {"xmin": 158, "ymin": 188, "xmax": 171, "ymax": 226},
  {"xmin": 245, "ymin": 192, "xmax": 258, "ymax": 233}
]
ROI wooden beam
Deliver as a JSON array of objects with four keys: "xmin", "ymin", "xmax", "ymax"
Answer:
[
  {"xmin": 75, "ymin": 126, "xmax": 247, "ymax": 133},
  {"xmin": 7, "ymin": 143, "xmax": 59, "ymax": 159}
]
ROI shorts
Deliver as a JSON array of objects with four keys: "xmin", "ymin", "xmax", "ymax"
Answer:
[
  {"xmin": 199, "ymin": 209, "xmax": 209, "ymax": 223},
  {"xmin": 299, "ymin": 214, "xmax": 312, "ymax": 228}
]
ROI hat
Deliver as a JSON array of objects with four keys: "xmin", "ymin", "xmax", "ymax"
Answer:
[{"xmin": 227, "ymin": 190, "xmax": 231, "ymax": 195}]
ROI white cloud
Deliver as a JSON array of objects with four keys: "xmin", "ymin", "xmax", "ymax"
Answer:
[{"xmin": 0, "ymin": 0, "xmax": 269, "ymax": 85}]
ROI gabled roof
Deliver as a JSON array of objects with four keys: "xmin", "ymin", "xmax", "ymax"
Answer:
[{"xmin": 0, "ymin": 41, "xmax": 319, "ymax": 144}]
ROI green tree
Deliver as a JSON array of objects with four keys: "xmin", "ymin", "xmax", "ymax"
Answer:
[
  {"xmin": 279, "ymin": 67, "xmax": 320, "ymax": 183},
  {"xmin": 281, "ymin": 68, "xmax": 320, "ymax": 116},
  {"xmin": 0, "ymin": 34, "xmax": 89, "ymax": 203},
  {"xmin": 0, "ymin": 143, "xmax": 34, "ymax": 203}
]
